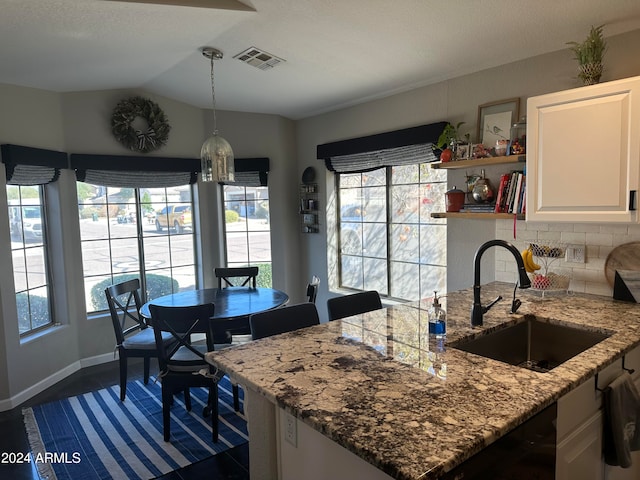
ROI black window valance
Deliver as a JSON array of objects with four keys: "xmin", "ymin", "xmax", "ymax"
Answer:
[
  {"xmin": 316, "ymin": 121, "xmax": 448, "ymax": 174},
  {"xmin": 70, "ymin": 154, "xmax": 199, "ymax": 188},
  {"xmin": 223, "ymin": 158, "xmax": 270, "ymax": 187},
  {"xmin": 1, "ymin": 144, "xmax": 68, "ymax": 185}
]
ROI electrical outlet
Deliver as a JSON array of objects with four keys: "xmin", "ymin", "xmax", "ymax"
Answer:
[
  {"xmin": 565, "ymin": 244, "xmax": 586, "ymax": 263},
  {"xmin": 284, "ymin": 412, "xmax": 297, "ymax": 447}
]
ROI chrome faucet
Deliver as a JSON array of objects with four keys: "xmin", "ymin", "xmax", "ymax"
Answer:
[{"xmin": 471, "ymin": 239, "xmax": 531, "ymax": 326}]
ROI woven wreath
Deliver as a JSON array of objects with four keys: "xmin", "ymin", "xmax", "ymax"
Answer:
[{"xmin": 111, "ymin": 96, "xmax": 171, "ymax": 153}]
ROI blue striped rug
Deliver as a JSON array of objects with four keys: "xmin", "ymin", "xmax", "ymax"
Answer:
[{"xmin": 23, "ymin": 376, "xmax": 247, "ymax": 480}]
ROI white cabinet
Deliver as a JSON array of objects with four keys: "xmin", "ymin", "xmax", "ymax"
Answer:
[
  {"xmin": 556, "ymin": 375, "xmax": 605, "ymax": 480},
  {"xmin": 605, "ymin": 346, "xmax": 640, "ymax": 480},
  {"xmin": 557, "ymin": 411, "xmax": 604, "ymax": 480},
  {"xmin": 556, "ymin": 346, "xmax": 640, "ymax": 480},
  {"xmin": 526, "ymin": 75, "xmax": 640, "ymax": 223},
  {"xmin": 556, "ymin": 361, "xmax": 620, "ymax": 480}
]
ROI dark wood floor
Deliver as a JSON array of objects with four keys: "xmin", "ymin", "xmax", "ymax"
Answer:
[{"xmin": 0, "ymin": 359, "xmax": 249, "ymax": 480}]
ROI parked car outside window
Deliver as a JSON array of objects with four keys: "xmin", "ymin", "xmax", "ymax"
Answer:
[
  {"xmin": 155, "ymin": 205, "xmax": 192, "ymax": 234},
  {"xmin": 9, "ymin": 205, "xmax": 42, "ymax": 241}
]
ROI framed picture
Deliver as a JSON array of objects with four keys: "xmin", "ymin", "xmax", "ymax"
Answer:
[
  {"xmin": 455, "ymin": 142, "xmax": 470, "ymax": 160},
  {"xmin": 476, "ymin": 98, "xmax": 520, "ymax": 148}
]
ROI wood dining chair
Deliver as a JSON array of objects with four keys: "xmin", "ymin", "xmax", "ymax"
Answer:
[
  {"xmin": 215, "ymin": 266, "xmax": 259, "ymax": 288},
  {"xmin": 105, "ymin": 278, "xmax": 176, "ymax": 401},
  {"xmin": 213, "ymin": 266, "xmax": 259, "ymax": 361},
  {"xmin": 149, "ymin": 303, "xmax": 224, "ymax": 442},
  {"xmin": 326, "ymin": 290, "xmax": 382, "ymax": 321},
  {"xmin": 249, "ymin": 302, "xmax": 320, "ymax": 340}
]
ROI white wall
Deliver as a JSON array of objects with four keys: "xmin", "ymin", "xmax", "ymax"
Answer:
[
  {"xmin": 297, "ymin": 28, "xmax": 640, "ymax": 314},
  {"xmin": 206, "ymin": 111, "xmax": 300, "ymax": 299}
]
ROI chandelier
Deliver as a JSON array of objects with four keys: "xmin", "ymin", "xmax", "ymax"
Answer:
[{"xmin": 200, "ymin": 47, "xmax": 234, "ymax": 183}]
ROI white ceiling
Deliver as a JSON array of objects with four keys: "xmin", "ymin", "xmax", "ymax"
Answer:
[{"xmin": 2, "ymin": 0, "xmax": 640, "ymax": 120}]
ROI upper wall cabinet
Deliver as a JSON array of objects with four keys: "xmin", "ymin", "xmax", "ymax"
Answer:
[{"xmin": 526, "ymin": 75, "xmax": 640, "ymax": 223}]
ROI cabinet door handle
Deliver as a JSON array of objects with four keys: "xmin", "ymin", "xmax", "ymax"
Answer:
[{"xmin": 630, "ymin": 190, "xmax": 637, "ymax": 211}]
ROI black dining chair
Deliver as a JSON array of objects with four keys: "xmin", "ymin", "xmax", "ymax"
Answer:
[
  {"xmin": 249, "ymin": 302, "xmax": 320, "ymax": 340},
  {"xmin": 105, "ymin": 278, "xmax": 176, "ymax": 401},
  {"xmin": 326, "ymin": 290, "xmax": 383, "ymax": 321},
  {"xmin": 306, "ymin": 275, "xmax": 320, "ymax": 304},
  {"xmin": 213, "ymin": 266, "xmax": 259, "ymax": 352},
  {"xmin": 149, "ymin": 303, "xmax": 225, "ymax": 442},
  {"xmin": 215, "ymin": 266, "xmax": 259, "ymax": 288}
]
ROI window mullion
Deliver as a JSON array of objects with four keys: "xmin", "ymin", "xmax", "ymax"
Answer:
[
  {"xmin": 135, "ymin": 188, "xmax": 148, "ymax": 302},
  {"xmin": 385, "ymin": 167, "xmax": 392, "ymax": 296},
  {"xmin": 336, "ymin": 175, "xmax": 343, "ymax": 287},
  {"xmin": 245, "ymin": 187, "xmax": 250, "ymax": 265}
]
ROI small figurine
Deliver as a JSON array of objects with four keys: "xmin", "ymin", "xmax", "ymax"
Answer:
[{"xmin": 510, "ymin": 139, "xmax": 525, "ymax": 155}]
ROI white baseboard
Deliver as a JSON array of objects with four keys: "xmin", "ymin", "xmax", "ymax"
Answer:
[
  {"xmin": 80, "ymin": 352, "xmax": 117, "ymax": 369},
  {"xmin": 0, "ymin": 352, "xmax": 116, "ymax": 412}
]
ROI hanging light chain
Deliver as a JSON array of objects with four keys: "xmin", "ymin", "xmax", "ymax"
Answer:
[{"xmin": 209, "ymin": 54, "xmax": 218, "ymax": 134}]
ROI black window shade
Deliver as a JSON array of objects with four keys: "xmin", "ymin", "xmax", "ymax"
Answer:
[
  {"xmin": 317, "ymin": 122, "xmax": 448, "ymax": 174},
  {"xmin": 70, "ymin": 154, "xmax": 199, "ymax": 188},
  {"xmin": 1, "ymin": 144, "xmax": 67, "ymax": 185},
  {"xmin": 222, "ymin": 158, "xmax": 270, "ymax": 187}
]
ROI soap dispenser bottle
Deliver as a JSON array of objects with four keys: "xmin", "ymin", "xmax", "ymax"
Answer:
[{"xmin": 428, "ymin": 291, "xmax": 446, "ymax": 338}]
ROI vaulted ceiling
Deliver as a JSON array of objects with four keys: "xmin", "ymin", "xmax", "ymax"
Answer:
[{"xmin": 2, "ymin": 0, "xmax": 640, "ymax": 120}]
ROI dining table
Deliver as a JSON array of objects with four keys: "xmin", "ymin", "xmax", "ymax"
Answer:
[{"xmin": 139, "ymin": 286, "xmax": 290, "ymax": 335}]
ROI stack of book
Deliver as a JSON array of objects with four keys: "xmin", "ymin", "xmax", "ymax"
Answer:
[
  {"xmin": 494, "ymin": 170, "xmax": 526, "ymax": 214},
  {"xmin": 462, "ymin": 203, "xmax": 496, "ymax": 213}
]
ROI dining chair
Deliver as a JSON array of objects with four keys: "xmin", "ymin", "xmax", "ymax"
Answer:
[
  {"xmin": 249, "ymin": 302, "xmax": 320, "ymax": 340},
  {"xmin": 306, "ymin": 275, "xmax": 320, "ymax": 304},
  {"xmin": 105, "ymin": 278, "xmax": 176, "ymax": 401},
  {"xmin": 215, "ymin": 266, "xmax": 259, "ymax": 288},
  {"xmin": 149, "ymin": 302, "xmax": 224, "ymax": 442},
  {"xmin": 326, "ymin": 290, "xmax": 383, "ymax": 321},
  {"xmin": 213, "ymin": 266, "xmax": 259, "ymax": 351}
]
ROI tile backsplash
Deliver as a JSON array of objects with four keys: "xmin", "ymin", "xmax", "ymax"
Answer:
[{"xmin": 495, "ymin": 220, "xmax": 640, "ymax": 297}]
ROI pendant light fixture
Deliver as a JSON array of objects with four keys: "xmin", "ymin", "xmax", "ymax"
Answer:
[{"xmin": 200, "ymin": 47, "xmax": 234, "ymax": 183}]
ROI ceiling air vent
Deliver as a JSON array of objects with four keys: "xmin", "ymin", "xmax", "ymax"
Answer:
[{"xmin": 234, "ymin": 47, "xmax": 285, "ymax": 70}]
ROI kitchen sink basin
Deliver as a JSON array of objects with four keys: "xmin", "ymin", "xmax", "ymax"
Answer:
[{"xmin": 450, "ymin": 317, "xmax": 611, "ymax": 372}]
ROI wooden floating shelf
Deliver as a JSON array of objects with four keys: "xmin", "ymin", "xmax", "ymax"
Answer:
[
  {"xmin": 430, "ymin": 155, "xmax": 526, "ymax": 170},
  {"xmin": 431, "ymin": 212, "xmax": 525, "ymax": 220}
]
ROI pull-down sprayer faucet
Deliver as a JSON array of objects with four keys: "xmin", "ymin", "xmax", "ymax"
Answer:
[{"xmin": 471, "ymin": 239, "xmax": 531, "ymax": 326}]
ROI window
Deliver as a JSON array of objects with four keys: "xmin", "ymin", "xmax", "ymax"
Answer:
[
  {"xmin": 223, "ymin": 185, "xmax": 272, "ymax": 287},
  {"xmin": 337, "ymin": 163, "xmax": 447, "ymax": 301},
  {"xmin": 77, "ymin": 183, "xmax": 196, "ymax": 314},
  {"xmin": 7, "ymin": 185, "xmax": 53, "ymax": 334}
]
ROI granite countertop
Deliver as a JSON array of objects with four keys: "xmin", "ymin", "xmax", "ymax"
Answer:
[{"xmin": 205, "ymin": 283, "xmax": 640, "ymax": 479}]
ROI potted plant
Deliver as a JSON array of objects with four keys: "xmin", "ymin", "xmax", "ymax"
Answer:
[
  {"xmin": 567, "ymin": 25, "xmax": 607, "ymax": 85},
  {"xmin": 435, "ymin": 122, "xmax": 466, "ymax": 162}
]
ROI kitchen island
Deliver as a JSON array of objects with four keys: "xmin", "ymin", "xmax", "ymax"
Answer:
[{"xmin": 205, "ymin": 283, "xmax": 640, "ymax": 479}]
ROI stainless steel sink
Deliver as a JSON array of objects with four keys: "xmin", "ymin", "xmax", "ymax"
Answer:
[{"xmin": 450, "ymin": 316, "xmax": 611, "ymax": 372}]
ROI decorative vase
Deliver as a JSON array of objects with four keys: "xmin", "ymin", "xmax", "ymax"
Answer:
[{"xmin": 579, "ymin": 62, "xmax": 603, "ymax": 85}]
